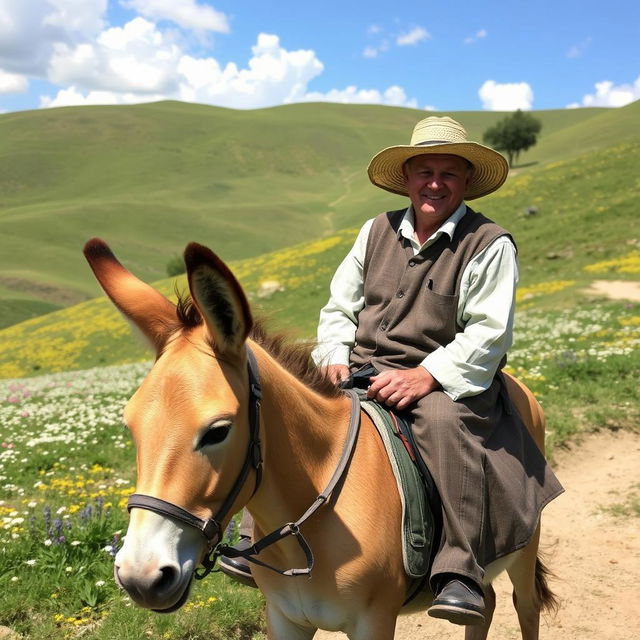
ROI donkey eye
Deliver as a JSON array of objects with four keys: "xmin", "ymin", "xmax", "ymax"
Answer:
[{"xmin": 197, "ymin": 422, "xmax": 231, "ymax": 449}]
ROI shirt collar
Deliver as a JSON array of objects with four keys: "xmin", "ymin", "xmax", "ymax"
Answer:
[{"xmin": 398, "ymin": 201, "xmax": 468, "ymax": 251}]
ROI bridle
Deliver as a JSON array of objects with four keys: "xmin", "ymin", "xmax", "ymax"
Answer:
[
  {"xmin": 126, "ymin": 347, "xmax": 263, "ymax": 578},
  {"xmin": 125, "ymin": 347, "xmax": 361, "ymax": 580}
]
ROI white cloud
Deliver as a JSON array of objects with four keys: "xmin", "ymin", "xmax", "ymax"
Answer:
[
  {"xmin": 121, "ymin": 0, "xmax": 229, "ymax": 33},
  {"xmin": 42, "ymin": 31, "xmax": 331, "ymax": 110},
  {"xmin": 568, "ymin": 76, "xmax": 640, "ymax": 108},
  {"xmin": 0, "ymin": 69, "xmax": 28, "ymax": 93},
  {"xmin": 1, "ymin": 1, "xmax": 417, "ymax": 113},
  {"xmin": 0, "ymin": 0, "xmax": 107, "ymax": 75},
  {"xmin": 566, "ymin": 37, "xmax": 592, "ymax": 59},
  {"xmin": 479, "ymin": 80, "xmax": 534, "ymax": 110},
  {"xmin": 47, "ymin": 18, "xmax": 181, "ymax": 94},
  {"xmin": 464, "ymin": 29, "xmax": 487, "ymax": 45},
  {"xmin": 302, "ymin": 84, "xmax": 418, "ymax": 109},
  {"xmin": 396, "ymin": 27, "xmax": 430, "ymax": 46},
  {"xmin": 363, "ymin": 40, "xmax": 389, "ymax": 59},
  {"xmin": 0, "ymin": 2, "xmax": 425, "ymax": 112},
  {"xmin": 40, "ymin": 85, "xmax": 166, "ymax": 108},
  {"xmin": 178, "ymin": 34, "xmax": 325, "ymax": 108},
  {"xmin": 45, "ymin": 0, "xmax": 107, "ymax": 35}
]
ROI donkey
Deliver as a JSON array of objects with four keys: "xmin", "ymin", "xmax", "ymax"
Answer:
[{"xmin": 84, "ymin": 238, "xmax": 556, "ymax": 640}]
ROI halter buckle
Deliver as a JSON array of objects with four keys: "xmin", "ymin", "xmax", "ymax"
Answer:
[{"xmin": 201, "ymin": 518, "xmax": 221, "ymax": 543}]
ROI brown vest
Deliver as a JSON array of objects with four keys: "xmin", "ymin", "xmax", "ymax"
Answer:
[{"xmin": 350, "ymin": 207, "xmax": 512, "ymax": 372}]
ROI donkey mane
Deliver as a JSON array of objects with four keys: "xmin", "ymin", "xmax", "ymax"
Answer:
[{"xmin": 174, "ymin": 291, "xmax": 341, "ymax": 399}]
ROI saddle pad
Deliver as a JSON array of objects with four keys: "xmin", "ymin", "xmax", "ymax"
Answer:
[{"xmin": 360, "ymin": 398, "xmax": 433, "ymax": 579}]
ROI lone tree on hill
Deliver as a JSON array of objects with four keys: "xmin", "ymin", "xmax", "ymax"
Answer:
[{"xmin": 483, "ymin": 110, "xmax": 542, "ymax": 167}]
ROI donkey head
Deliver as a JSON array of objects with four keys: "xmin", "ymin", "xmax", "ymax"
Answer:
[{"xmin": 84, "ymin": 239, "xmax": 254, "ymax": 611}]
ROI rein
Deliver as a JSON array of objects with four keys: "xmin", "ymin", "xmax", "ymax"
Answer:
[
  {"xmin": 216, "ymin": 387, "xmax": 361, "ymax": 579},
  {"xmin": 126, "ymin": 347, "xmax": 362, "ymax": 581}
]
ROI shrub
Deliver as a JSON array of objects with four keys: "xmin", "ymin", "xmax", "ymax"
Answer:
[{"xmin": 166, "ymin": 254, "xmax": 186, "ymax": 277}]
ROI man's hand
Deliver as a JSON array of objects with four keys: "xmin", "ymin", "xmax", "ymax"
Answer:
[
  {"xmin": 322, "ymin": 364, "xmax": 350, "ymax": 385},
  {"xmin": 367, "ymin": 367, "xmax": 441, "ymax": 410}
]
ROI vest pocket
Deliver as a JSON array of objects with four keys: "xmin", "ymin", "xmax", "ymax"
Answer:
[
  {"xmin": 419, "ymin": 288, "xmax": 459, "ymax": 345},
  {"xmin": 421, "ymin": 287, "xmax": 458, "ymax": 306}
]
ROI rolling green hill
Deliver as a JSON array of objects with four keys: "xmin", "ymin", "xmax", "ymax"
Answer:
[
  {"xmin": 1, "ymin": 123, "xmax": 639, "ymax": 379},
  {"xmin": 2, "ymin": 99, "xmax": 638, "ymax": 329}
]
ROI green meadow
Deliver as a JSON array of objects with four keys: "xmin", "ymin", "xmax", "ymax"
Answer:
[
  {"xmin": 1, "ymin": 100, "xmax": 639, "ymax": 639},
  {"xmin": 0, "ymin": 99, "xmax": 637, "ymax": 329}
]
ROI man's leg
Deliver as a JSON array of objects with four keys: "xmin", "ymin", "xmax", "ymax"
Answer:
[
  {"xmin": 218, "ymin": 509, "xmax": 257, "ymax": 588},
  {"xmin": 408, "ymin": 383, "xmax": 501, "ymax": 625}
]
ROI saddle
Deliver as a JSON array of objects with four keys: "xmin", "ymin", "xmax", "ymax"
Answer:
[{"xmin": 341, "ymin": 368, "xmax": 442, "ymax": 585}]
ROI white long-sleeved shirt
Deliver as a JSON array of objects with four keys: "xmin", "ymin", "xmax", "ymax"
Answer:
[{"xmin": 312, "ymin": 202, "xmax": 518, "ymax": 400}]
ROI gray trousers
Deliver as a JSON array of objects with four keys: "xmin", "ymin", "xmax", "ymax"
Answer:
[
  {"xmin": 239, "ymin": 509, "xmax": 253, "ymax": 538},
  {"xmin": 410, "ymin": 375, "xmax": 559, "ymax": 589}
]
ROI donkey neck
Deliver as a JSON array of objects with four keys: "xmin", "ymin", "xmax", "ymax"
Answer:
[{"xmin": 246, "ymin": 342, "xmax": 353, "ymax": 527}]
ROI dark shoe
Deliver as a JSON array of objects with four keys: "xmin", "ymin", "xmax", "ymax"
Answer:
[
  {"xmin": 428, "ymin": 576, "xmax": 485, "ymax": 626},
  {"xmin": 218, "ymin": 536, "xmax": 258, "ymax": 588}
]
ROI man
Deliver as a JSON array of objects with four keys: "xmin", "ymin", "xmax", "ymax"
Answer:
[{"xmin": 221, "ymin": 116, "xmax": 563, "ymax": 627}]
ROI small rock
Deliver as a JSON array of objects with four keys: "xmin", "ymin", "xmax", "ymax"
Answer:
[
  {"xmin": 0, "ymin": 627, "xmax": 21, "ymax": 639},
  {"xmin": 257, "ymin": 280, "xmax": 284, "ymax": 298}
]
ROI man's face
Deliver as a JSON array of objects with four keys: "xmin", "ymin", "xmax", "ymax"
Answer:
[{"xmin": 403, "ymin": 154, "xmax": 471, "ymax": 223}]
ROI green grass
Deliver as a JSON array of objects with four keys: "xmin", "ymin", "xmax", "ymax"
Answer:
[
  {"xmin": 0, "ymin": 363, "xmax": 265, "ymax": 640},
  {"xmin": 1, "ymin": 292, "xmax": 638, "ymax": 638},
  {"xmin": 2, "ymin": 99, "xmax": 638, "ymax": 327},
  {"xmin": 507, "ymin": 300, "xmax": 640, "ymax": 451},
  {"xmin": 599, "ymin": 484, "xmax": 640, "ymax": 518},
  {"xmin": 0, "ymin": 298, "xmax": 62, "ymax": 329}
]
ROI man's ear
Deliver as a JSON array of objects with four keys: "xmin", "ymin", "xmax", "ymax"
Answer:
[
  {"xmin": 402, "ymin": 157, "xmax": 412, "ymax": 182},
  {"xmin": 465, "ymin": 161, "xmax": 474, "ymax": 188}
]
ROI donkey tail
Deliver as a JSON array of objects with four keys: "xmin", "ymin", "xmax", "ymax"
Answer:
[{"xmin": 535, "ymin": 555, "xmax": 560, "ymax": 614}]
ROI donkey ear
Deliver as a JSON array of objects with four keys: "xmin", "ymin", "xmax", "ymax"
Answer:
[
  {"xmin": 83, "ymin": 238, "xmax": 176, "ymax": 353},
  {"xmin": 184, "ymin": 243, "xmax": 252, "ymax": 355}
]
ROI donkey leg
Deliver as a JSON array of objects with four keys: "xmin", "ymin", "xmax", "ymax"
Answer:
[
  {"xmin": 348, "ymin": 612, "xmax": 398, "ymax": 640},
  {"xmin": 265, "ymin": 606, "xmax": 316, "ymax": 640},
  {"xmin": 506, "ymin": 527, "xmax": 542, "ymax": 640},
  {"xmin": 464, "ymin": 583, "xmax": 495, "ymax": 640}
]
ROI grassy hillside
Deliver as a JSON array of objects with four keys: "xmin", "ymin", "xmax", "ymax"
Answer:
[
  {"xmin": 3, "ymin": 100, "xmax": 637, "ymax": 328},
  {"xmin": 1, "ymin": 102, "xmax": 639, "ymax": 640},
  {"xmin": 1, "ymin": 128, "xmax": 639, "ymax": 379}
]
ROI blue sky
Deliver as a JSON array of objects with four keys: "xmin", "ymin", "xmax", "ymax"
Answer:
[{"xmin": 1, "ymin": 0, "xmax": 638, "ymax": 114}]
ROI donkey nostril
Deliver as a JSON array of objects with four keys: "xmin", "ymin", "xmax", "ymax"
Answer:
[{"xmin": 154, "ymin": 565, "xmax": 179, "ymax": 593}]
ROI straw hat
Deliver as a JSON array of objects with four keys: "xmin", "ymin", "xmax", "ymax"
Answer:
[{"xmin": 367, "ymin": 116, "xmax": 509, "ymax": 200}]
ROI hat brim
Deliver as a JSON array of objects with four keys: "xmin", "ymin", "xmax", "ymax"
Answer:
[{"xmin": 367, "ymin": 142, "xmax": 509, "ymax": 200}]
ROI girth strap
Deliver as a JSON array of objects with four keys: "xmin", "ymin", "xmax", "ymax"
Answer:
[{"xmin": 215, "ymin": 388, "xmax": 361, "ymax": 578}]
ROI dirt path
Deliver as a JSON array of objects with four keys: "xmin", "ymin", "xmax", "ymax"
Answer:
[
  {"xmin": 585, "ymin": 280, "xmax": 640, "ymax": 302},
  {"xmin": 315, "ymin": 429, "xmax": 640, "ymax": 640}
]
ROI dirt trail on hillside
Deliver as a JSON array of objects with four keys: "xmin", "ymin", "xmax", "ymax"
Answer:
[
  {"xmin": 315, "ymin": 429, "xmax": 640, "ymax": 640},
  {"xmin": 586, "ymin": 280, "xmax": 640, "ymax": 302}
]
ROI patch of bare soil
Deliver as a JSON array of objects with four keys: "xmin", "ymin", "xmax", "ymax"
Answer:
[
  {"xmin": 316, "ymin": 429, "xmax": 640, "ymax": 639},
  {"xmin": 0, "ymin": 276, "xmax": 88, "ymax": 306},
  {"xmin": 585, "ymin": 280, "xmax": 640, "ymax": 302}
]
